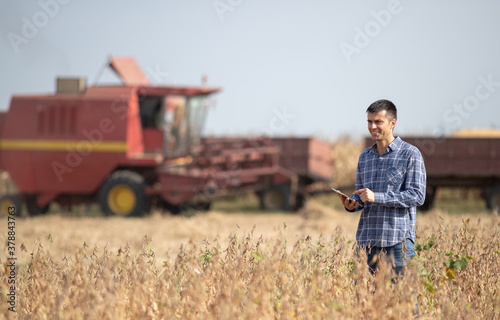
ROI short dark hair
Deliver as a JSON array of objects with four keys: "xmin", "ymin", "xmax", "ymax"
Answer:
[{"xmin": 366, "ymin": 99, "xmax": 397, "ymax": 120}]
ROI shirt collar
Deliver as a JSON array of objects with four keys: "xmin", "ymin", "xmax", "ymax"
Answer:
[{"xmin": 369, "ymin": 136, "xmax": 402, "ymax": 154}]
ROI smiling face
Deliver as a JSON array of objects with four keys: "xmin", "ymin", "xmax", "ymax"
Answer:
[{"xmin": 367, "ymin": 110, "xmax": 396, "ymax": 142}]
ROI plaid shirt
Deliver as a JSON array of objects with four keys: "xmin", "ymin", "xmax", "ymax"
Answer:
[{"xmin": 350, "ymin": 136, "xmax": 427, "ymax": 247}]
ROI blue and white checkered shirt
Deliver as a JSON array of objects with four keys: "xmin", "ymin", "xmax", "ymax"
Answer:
[{"xmin": 350, "ymin": 136, "xmax": 427, "ymax": 247}]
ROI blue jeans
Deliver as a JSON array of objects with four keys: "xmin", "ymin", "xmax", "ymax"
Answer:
[
  {"xmin": 362, "ymin": 238, "xmax": 415, "ymax": 276},
  {"xmin": 359, "ymin": 239, "xmax": 418, "ymax": 316}
]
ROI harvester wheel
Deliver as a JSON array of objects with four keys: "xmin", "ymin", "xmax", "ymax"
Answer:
[
  {"xmin": 0, "ymin": 194, "xmax": 22, "ymax": 217},
  {"xmin": 99, "ymin": 171, "xmax": 149, "ymax": 217},
  {"xmin": 259, "ymin": 185, "xmax": 291, "ymax": 211}
]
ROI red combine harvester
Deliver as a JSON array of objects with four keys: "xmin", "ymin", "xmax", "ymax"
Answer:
[{"xmin": 0, "ymin": 57, "xmax": 332, "ymax": 217}]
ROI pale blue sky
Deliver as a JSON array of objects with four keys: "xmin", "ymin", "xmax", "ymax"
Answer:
[{"xmin": 1, "ymin": 0, "xmax": 500, "ymax": 141}]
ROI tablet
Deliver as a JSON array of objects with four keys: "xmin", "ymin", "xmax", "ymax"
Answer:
[{"xmin": 331, "ymin": 187, "xmax": 349, "ymax": 198}]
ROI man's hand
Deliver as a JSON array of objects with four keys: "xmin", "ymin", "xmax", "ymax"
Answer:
[
  {"xmin": 338, "ymin": 193, "xmax": 359, "ymax": 211},
  {"xmin": 353, "ymin": 188, "xmax": 375, "ymax": 203}
]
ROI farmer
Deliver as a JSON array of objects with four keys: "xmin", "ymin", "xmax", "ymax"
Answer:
[{"xmin": 339, "ymin": 99, "xmax": 427, "ymax": 277}]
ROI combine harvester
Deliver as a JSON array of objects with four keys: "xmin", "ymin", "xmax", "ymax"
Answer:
[{"xmin": 0, "ymin": 57, "xmax": 332, "ymax": 217}]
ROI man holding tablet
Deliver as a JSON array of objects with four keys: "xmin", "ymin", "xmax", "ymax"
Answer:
[{"xmin": 338, "ymin": 99, "xmax": 427, "ymax": 278}]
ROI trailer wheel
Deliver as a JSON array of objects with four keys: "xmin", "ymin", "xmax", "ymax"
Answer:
[
  {"xmin": 259, "ymin": 185, "xmax": 291, "ymax": 211},
  {"xmin": 0, "ymin": 194, "xmax": 22, "ymax": 217},
  {"xmin": 25, "ymin": 197, "xmax": 50, "ymax": 216},
  {"xmin": 486, "ymin": 185, "xmax": 500, "ymax": 212},
  {"xmin": 293, "ymin": 194, "xmax": 306, "ymax": 211},
  {"xmin": 99, "ymin": 171, "xmax": 149, "ymax": 217},
  {"xmin": 419, "ymin": 187, "xmax": 437, "ymax": 212}
]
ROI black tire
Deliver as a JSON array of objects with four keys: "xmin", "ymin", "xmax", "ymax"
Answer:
[
  {"xmin": 419, "ymin": 187, "xmax": 436, "ymax": 212},
  {"xmin": 259, "ymin": 184, "xmax": 291, "ymax": 211},
  {"xmin": 486, "ymin": 185, "xmax": 500, "ymax": 211},
  {"xmin": 25, "ymin": 196, "xmax": 50, "ymax": 216},
  {"xmin": 0, "ymin": 194, "xmax": 22, "ymax": 217},
  {"xmin": 164, "ymin": 203, "xmax": 183, "ymax": 215},
  {"xmin": 293, "ymin": 193, "xmax": 306, "ymax": 211},
  {"xmin": 98, "ymin": 171, "xmax": 149, "ymax": 217}
]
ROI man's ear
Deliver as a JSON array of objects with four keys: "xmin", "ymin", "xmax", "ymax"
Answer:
[{"xmin": 391, "ymin": 119, "xmax": 397, "ymax": 129}]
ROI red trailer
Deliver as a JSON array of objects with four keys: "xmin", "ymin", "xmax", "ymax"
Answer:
[
  {"xmin": 0, "ymin": 57, "xmax": 297, "ymax": 217},
  {"xmin": 270, "ymin": 137, "xmax": 332, "ymax": 208},
  {"xmin": 365, "ymin": 136, "xmax": 500, "ymax": 211}
]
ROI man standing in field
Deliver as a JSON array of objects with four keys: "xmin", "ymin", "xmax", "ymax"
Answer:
[{"xmin": 339, "ymin": 99, "xmax": 427, "ymax": 277}]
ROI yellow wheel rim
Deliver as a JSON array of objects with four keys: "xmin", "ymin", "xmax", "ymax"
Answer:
[
  {"xmin": 107, "ymin": 184, "xmax": 136, "ymax": 215},
  {"xmin": 0, "ymin": 199, "xmax": 15, "ymax": 217}
]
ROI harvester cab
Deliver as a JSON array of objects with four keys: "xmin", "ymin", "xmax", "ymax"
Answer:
[
  {"xmin": 108, "ymin": 57, "xmax": 213, "ymax": 160},
  {"xmin": 139, "ymin": 94, "xmax": 209, "ymax": 158}
]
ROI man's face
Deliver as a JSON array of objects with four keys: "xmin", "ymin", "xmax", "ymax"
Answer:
[{"xmin": 367, "ymin": 110, "xmax": 396, "ymax": 141}]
